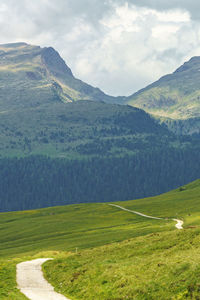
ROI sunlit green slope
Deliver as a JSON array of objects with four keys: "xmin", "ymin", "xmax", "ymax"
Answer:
[{"xmin": 127, "ymin": 57, "xmax": 200, "ymax": 134}]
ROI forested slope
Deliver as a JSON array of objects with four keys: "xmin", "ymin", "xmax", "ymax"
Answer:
[{"xmin": 1, "ymin": 147, "xmax": 200, "ymax": 211}]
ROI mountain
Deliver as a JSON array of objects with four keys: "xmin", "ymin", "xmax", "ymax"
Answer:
[
  {"xmin": 2, "ymin": 42, "xmax": 200, "ymax": 135},
  {"xmin": 0, "ymin": 42, "xmax": 124, "ymax": 110},
  {"xmin": 127, "ymin": 56, "xmax": 200, "ymax": 119},
  {"xmin": 127, "ymin": 57, "xmax": 200, "ymax": 134}
]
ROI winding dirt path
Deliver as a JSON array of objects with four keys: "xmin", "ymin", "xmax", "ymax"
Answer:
[
  {"xmin": 173, "ymin": 219, "xmax": 184, "ymax": 229},
  {"xmin": 109, "ymin": 204, "xmax": 183, "ymax": 229},
  {"xmin": 17, "ymin": 258, "xmax": 70, "ymax": 300}
]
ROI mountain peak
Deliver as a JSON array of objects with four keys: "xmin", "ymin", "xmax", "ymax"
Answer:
[
  {"xmin": 41, "ymin": 46, "xmax": 73, "ymax": 78},
  {"xmin": 174, "ymin": 56, "xmax": 200, "ymax": 73}
]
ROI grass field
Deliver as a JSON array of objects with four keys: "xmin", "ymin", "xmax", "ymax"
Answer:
[
  {"xmin": 44, "ymin": 229, "xmax": 200, "ymax": 299},
  {"xmin": 0, "ymin": 179, "xmax": 200, "ymax": 299}
]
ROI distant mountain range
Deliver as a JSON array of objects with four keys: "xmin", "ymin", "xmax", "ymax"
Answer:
[{"xmin": 1, "ymin": 42, "xmax": 200, "ymax": 134}]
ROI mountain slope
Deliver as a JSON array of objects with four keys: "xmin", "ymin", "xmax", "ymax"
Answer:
[
  {"xmin": 127, "ymin": 56, "xmax": 200, "ymax": 124},
  {"xmin": 0, "ymin": 42, "xmax": 124, "ymax": 110}
]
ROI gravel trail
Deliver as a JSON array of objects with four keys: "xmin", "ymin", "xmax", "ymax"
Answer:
[
  {"xmin": 17, "ymin": 258, "xmax": 70, "ymax": 300},
  {"xmin": 109, "ymin": 204, "xmax": 183, "ymax": 229}
]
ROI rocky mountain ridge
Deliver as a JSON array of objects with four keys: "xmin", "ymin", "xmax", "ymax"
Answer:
[{"xmin": 0, "ymin": 42, "xmax": 124, "ymax": 112}]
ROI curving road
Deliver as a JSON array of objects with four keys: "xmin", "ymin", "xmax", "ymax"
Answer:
[
  {"xmin": 17, "ymin": 258, "xmax": 70, "ymax": 300},
  {"xmin": 109, "ymin": 204, "xmax": 183, "ymax": 229}
]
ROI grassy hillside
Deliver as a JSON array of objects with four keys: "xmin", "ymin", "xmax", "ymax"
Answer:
[
  {"xmin": 43, "ymin": 180, "xmax": 200, "ymax": 299},
  {"xmin": 44, "ymin": 229, "xmax": 200, "ymax": 300},
  {"xmin": 0, "ymin": 180, "xmax": 200, "ymax": 299},
  {"xmin": 127, "ymin": 56, "xmax": 200, "ymax": 134},
  {"xmin": 1, "ymin": 179, "xmax": 199, "ymax": 258},
  {"xmin": 0, "ymin": 199, "xmax": 168, "ymax": 259}
]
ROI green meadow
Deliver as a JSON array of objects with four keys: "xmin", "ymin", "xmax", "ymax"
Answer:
[
  {"xmin": 44, "ymin": 229, "xmax": 200, "ymax": 300},
  {"xmin": 0, "ymin": 179, "xmax": 200, "ymax": 299}
]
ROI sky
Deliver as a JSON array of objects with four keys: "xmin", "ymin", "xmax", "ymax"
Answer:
[{"xmin": 1, "ymin": 0, "xmax": 200, "ymax": 96}]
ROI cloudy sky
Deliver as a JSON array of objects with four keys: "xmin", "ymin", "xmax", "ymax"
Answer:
[{"xmin": 1, "ymin": 0, "xmax": 200, "ymax": 96}]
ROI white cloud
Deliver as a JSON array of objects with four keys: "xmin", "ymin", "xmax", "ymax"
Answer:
[
  {"xmin": 0, "ymin": 4, "xmax": 7, "ymax": 12},
  {"xmin": 70, "ymin": 3, "xmax": 197, "ymax": 95},
  {"xmin": 154, "ymin": 10, "xmax": 190, "ymax": 23},
  {"xmin": 152, "ymin": 25, "xmax": 179, "ymax": 38}
]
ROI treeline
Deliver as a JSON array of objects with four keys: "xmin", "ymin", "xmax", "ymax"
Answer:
[
  {"xmin": 159, "ymin": 117, "xmax": 200, "ymax": 136},
  {"xmin": 0, "ymin": 147, "xmax": 200, "ymax": 212}
]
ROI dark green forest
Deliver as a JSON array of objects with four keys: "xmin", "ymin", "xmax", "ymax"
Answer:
[{"xmin": 1, "ymin": 145, "xmax": 200, "ymax": 211}]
